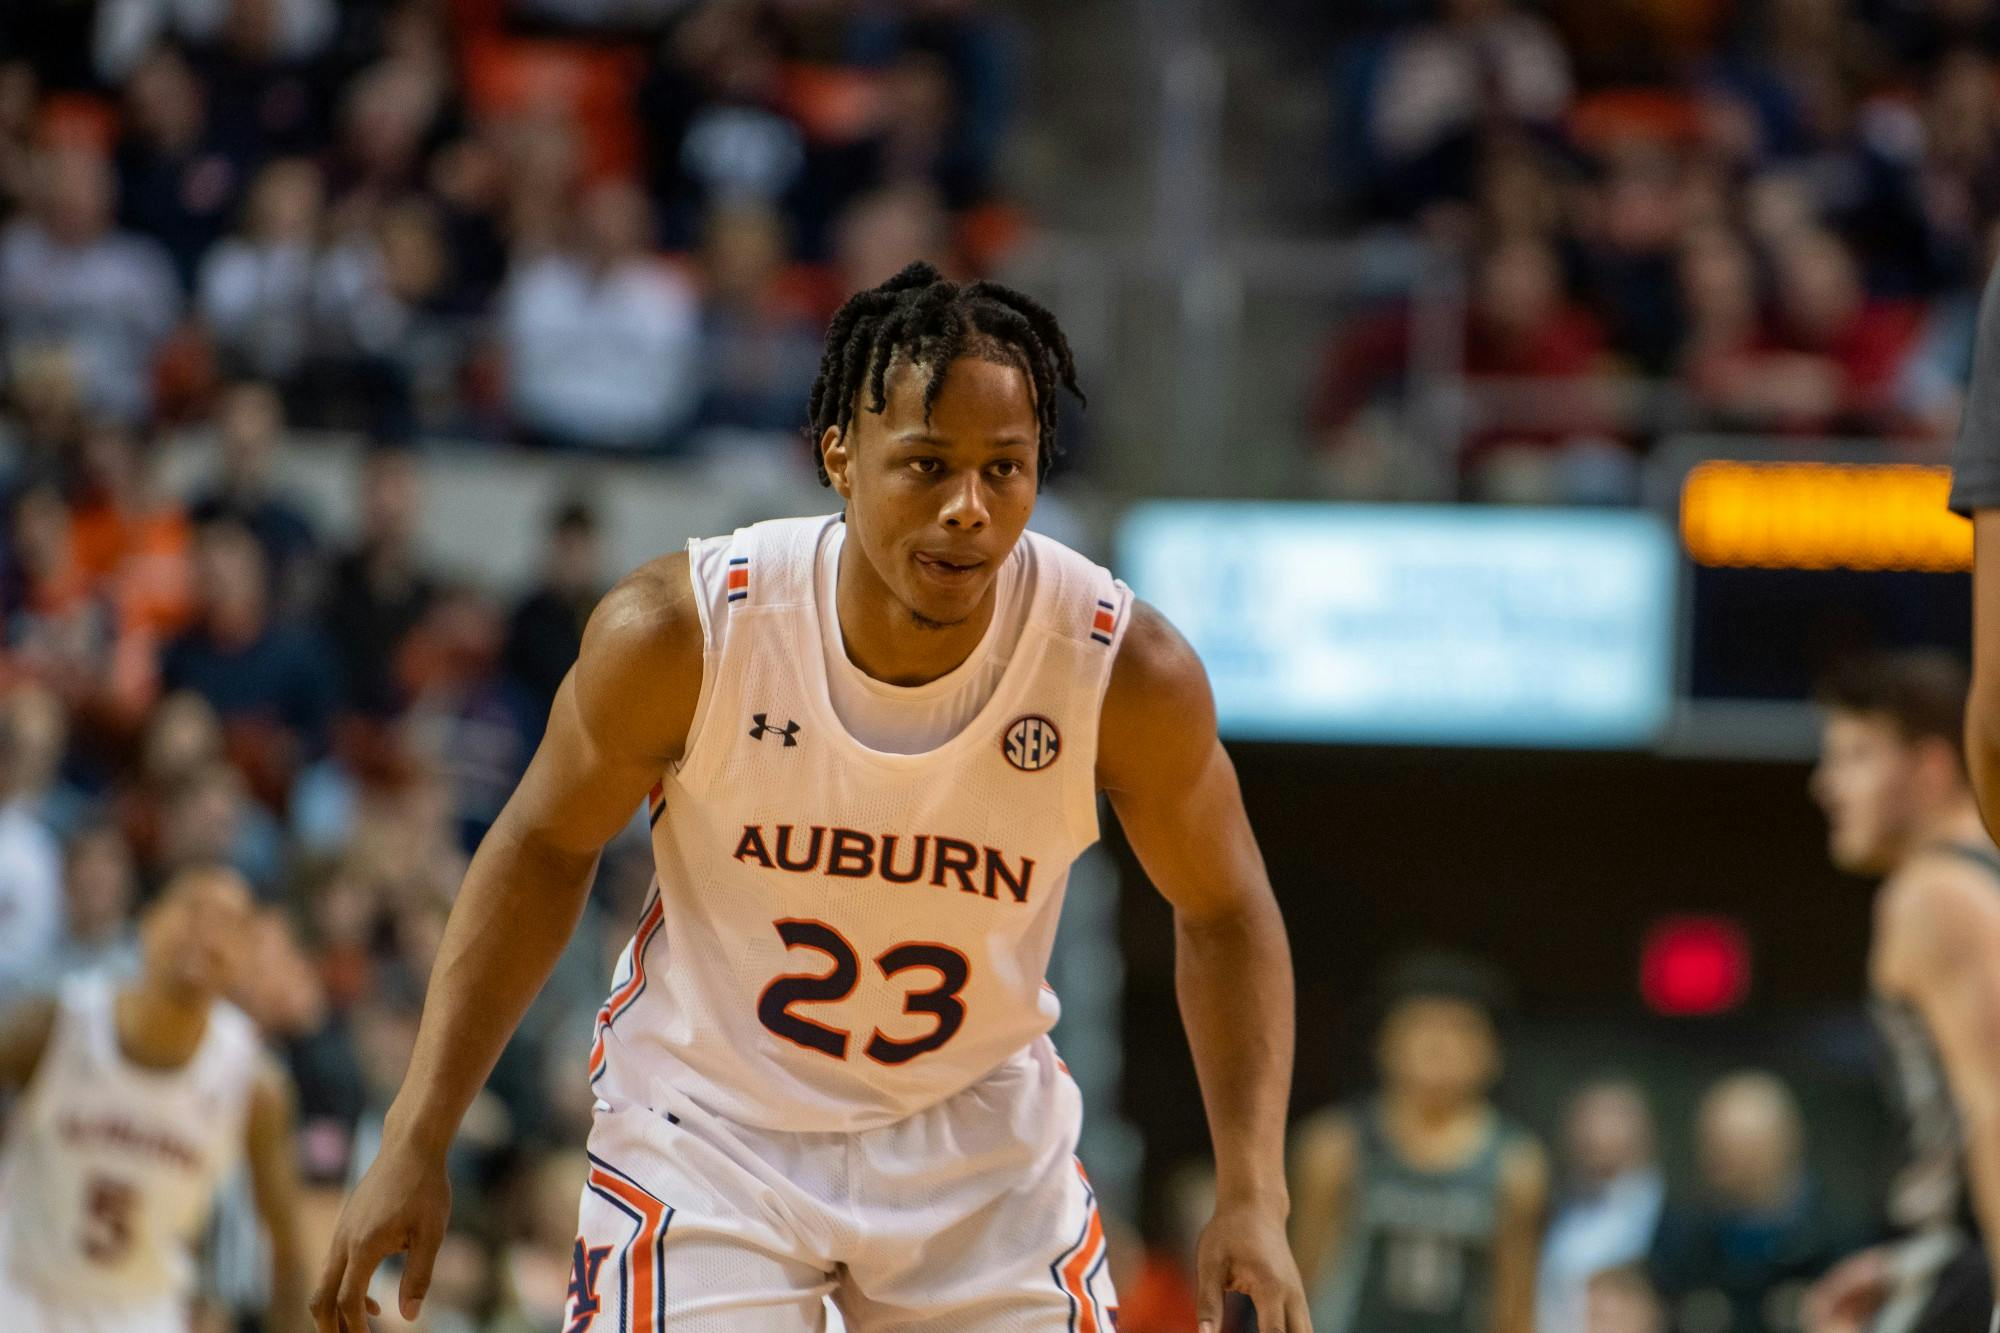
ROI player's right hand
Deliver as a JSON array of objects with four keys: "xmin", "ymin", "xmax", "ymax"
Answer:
[
  {"xmin": 1801, "ymin": 1246, "xmax": 1891, "ymax": 1333},
  {"xmin": 310, "ymin": 1137, "xmax": 452, "ymax": 1332}
]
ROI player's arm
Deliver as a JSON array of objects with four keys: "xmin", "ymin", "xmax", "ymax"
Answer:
[
  {"xmin": 1287, "ymin": 1110, "xmax": 1356, "ymax": 1291},
  {"xmin": 312, "ymin": 554, "xmax": 704, "ymax": 1333},
  {"xmin": 0, "ymin": 997, "xmax": 56, "ymax": 1093},
  {"xmin": 1099, "ymin": 601, "xmax": 1309, "ymax": 1333},
  {"xmin": 1970, "ymin": 513, "xmax": 2000, "ymax": 842},
  {"xmin": 245, "ymin": 1056, "xmax": 309, "ymax": 1333},
  {"xmin": 1489, "ymin": 1136, "xmax": 1549, "ymax": 1333},
  {"xmin": 1878, "ymin": 853, "xmax": 2000, "ymax": 1287}
]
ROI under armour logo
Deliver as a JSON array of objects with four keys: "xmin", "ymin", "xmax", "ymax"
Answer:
[{"xmin": 749, "ymin": 713, "xmax": 802, "ymax": 746}]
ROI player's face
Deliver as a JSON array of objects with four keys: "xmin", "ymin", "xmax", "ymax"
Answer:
[
  {"xmin": 1377, "ymin": 997, "xmax": 1499, "ymax": 1107},
  {"xmin": 825, "ymin": 355, "xmax": 1039, "ymax": 629},
  {"xmin": 1811, "ymin": 711, "xmax": 1922, "ymax": 874},
  {"xmin": 142, "ymin": 871, "xmax": 254, "ymax": 1000}
]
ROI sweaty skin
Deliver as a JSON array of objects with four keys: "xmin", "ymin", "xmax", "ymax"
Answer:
[{"xmin": 310, "ymin": 355, "xmax": 1308, "ymax": 1332}]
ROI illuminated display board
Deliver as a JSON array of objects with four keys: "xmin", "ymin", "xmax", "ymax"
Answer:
[
  {"xmin": 1680, "ymin": 460, "xmax": 1968, "ymax": 572},
  {"xmin": 1118, "ymin": 502, "xmax": 1677, "ymax": 747},
  {"xmin": 1667, "ymin": 451, "xmax": 1972, "ymax": 703}
]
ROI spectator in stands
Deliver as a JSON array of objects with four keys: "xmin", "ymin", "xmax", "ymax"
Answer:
[
  {"xmin": 114, "ymin": 689, "xmax": 224, "ymax": 873},
  {"xmin": 834, "ymin": 181, "xmax": 955, "ymax": 296},
  {"xmin": 94, "ymin": 0, "xmax": 337, "ymax": 86},
  {"xmin": 66, "ymin": 421, "xmax": 197, "ymax": 706},
  {"xmin": 844, "ymin": 0, "xmax": 1021, "ymax": 210},
  {"xmin": 115, "ymin": 45, "xmax": 247, "ymax": 292},
  {"xmin": 1350, "ymin": 0, "xmax": 1573, "ymax": 218},
  {"xmin": 1908, "ymin": 49, "xmax": 2000, "ymax": 293},
  {"xmin": 323, "ymin": 57, "xmax": 453, "ymax": 220},
  {"xmin": 1313, "ymin": 236, "xmax": 1609, "ymax": 498},
  {"xmin": 199, "ymin": 158, "xmax": 326, "ymax": 386},
  {"xmin": 695, "ymin": 202, "xmax": 824, "ymax": 437},
  {"xmin": 502, "ymin": 177, "xmax": 702, "ymax": 450},
  {"xmin": 181, "ymin": 0, "xmax": 334, "ymax": 163},
  {"xmin": 318, "ymin": 447, "xmax": 434, "ymax": 716},
  {"xmin": 639, "ymin": 2, "xmax": 808, "ymax": 249},
  {"xmin": 1585, "ymin": 1266, "xmax": 1667, "ymax": 1333},
  {"xmin": 1676, "ymin": 224, "xmax": 1767, "ymax": 426},
  {"xmin": 0, "ymin": 485, "xmax": 99, "ymax": 700},
  {"xmin": 0, "ymin": 683, "xmax": 87, "ymax": 838},
  {"xmin": 1755, "ymin": 229, "xmax": 1921, "ymax": 434},
  {"xmin": 1647, "ymin": 1072, "xmax": 1857, "ymax": 1333},
  {"xmin": 189, "ymin": 381, "xmax": 320, "ymax": 612},
  {"xmin": 1541, "ymin": 1079, "xmax": 1667, "ymax": 1333},
  {"xmin": 161, "ymin": 517, "xmax": 338, "ymax": 767},
  {"xmin": 1580, "ymin": 145, "xmax": 1687, "ymax": 375},
  {"xmin": 313, "ymin": 197, "xmax": 467, "ymax": 435},
  {"xmin": 153, "ymin": 756, "xmax": 283, "ymax": 894},
  {"xmin": 0, "ymin": 62, "xmax": 38, "ymax": 226},
  {"xmin": 32, "ymin": 823, "xmax": 141, "ymax": 989},
  {"xmin": 0, "ymin": 148, "xmax": 183, "ymax": 424},
  {"xmin": 0, "ymin": 693, "xmax": 63, "ymax": 1008},
  {"xmin": 504, "ymin": 497, "xmax": 603, "ymax": 717},
  {"xmin": 398, "ymin": 585, "xmax": 537, "ymax": 850}
]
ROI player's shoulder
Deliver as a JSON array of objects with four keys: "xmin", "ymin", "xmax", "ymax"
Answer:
[
  {"xmin": 1098, "ymin": 600, "xmax": 1213, "ymax": 781},
  {"xmin": 580, "ymin": 551, "xmax": 705, "ymax": 685},
  {"xmin": 1877, "ymin": 846, "xmax": 2000, "ymax": 971}
]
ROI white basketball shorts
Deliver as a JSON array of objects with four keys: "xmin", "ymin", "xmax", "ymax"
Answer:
[{"xmin": 565, "ymin": 1035, "xmax": 1118, "ymax": 1332}]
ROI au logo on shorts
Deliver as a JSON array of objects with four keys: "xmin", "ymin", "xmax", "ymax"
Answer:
[{"xmin": 1002, "ymin": 715, "xmax": 1061, "ymax": 772}]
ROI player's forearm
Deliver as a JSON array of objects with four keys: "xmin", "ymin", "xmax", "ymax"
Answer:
[
  {"xmin": 1958, "ymin": 1101, "xmax": 2000, "ymax": 1279},
  {"xmin": 267, "ymin": 1242, "xmax": 310, "ymax": 1333},
  {"xmin": 382, "ymin": 815, "xmax": 600, "ymax": 1156},
  {"xmin": 1968, "ymin": 687, "xmax": 2000, "ymax": 846},
  {"xmin": 1175, "ymin": 891, "xmax": 1295, "ymax": 1208}
]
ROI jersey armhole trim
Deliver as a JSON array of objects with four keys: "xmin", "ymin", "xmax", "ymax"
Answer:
[{"xmin": 670, "ymin": 539, "xmax": 723, "ymax": 780}]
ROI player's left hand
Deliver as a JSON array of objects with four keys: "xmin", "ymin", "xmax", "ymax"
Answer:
[{"xmin": 1195, "ymin": 1198, "xmax": 1311, "ymax": 1333}]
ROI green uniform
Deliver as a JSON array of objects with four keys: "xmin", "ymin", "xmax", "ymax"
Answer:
[{"xmin": 1311, "ymin": 1099, "xmax": 1531, "ymax": 1333}]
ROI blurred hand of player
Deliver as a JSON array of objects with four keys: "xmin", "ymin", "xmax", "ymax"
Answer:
[
  {"xmin": 310, "ymin": 1137, "xmax": 452, "ymax": 1332},
  {"xmin": 1802, "ymin": 1247, "xmax": 1891, "ymax": 1333},
  {"xmin": 1195, "ymin": 1198, "xmax": 1311, "ymax": 1333}
]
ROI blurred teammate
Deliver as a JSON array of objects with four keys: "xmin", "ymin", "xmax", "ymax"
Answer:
[
  {"xmin": 0, "ymin": 864, "xmax": 306, "ymax": 1332},
  {"xmin": 314, "ymin": 262, "xmax": 1307, "ymax": 1332},
  {"xmin": 1805, "ymin": 654, "xmax": 2000, "ymax": 1333},
  {"xmin": 1290, "ymin": 953, "xmax": 1547, "ymax": 1333}
]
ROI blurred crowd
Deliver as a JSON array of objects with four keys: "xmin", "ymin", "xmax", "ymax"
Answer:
[
  {"xmin": 0, "ymin": 1, "xmax": 1026, "ymax": 1327},
  {"xmin": 1312, "ymin": 0, "xmax": 2000, "ymax": 501},
  {"xmin": 0, "ymin": 0, "xmax": 1021, "ymax": 454}
]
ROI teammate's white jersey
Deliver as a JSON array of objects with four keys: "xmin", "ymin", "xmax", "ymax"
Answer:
[
  {"xmin": 588, "ymin": 514, "xmax": 1132, "ymax": 1132},
  {"xmin": 0, "ymin": 976, "xmax": 262, "ymax": 1309}
]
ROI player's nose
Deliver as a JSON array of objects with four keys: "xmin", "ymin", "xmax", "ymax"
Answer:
[{"xmin": 938, "ymin": 473, "xmax": 989, "ymax": 530}]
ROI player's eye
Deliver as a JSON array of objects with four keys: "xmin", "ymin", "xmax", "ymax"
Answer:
[
  {"xmin": 909, "ymin": 457, "xmax": 942, "ymax": 475},
  {"xmin": 990, "ymin": 460, "xmax": 1023, "ymax": 479}
]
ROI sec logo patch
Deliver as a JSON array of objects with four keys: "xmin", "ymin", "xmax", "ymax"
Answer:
[{"xmin": 1002, "ymin": 715, "xmax": 1061, "ymax": 772}]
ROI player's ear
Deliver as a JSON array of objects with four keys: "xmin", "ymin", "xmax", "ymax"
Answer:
[{"xmin": 822, "ymin": 426, "xmax": 853, "ymax": 500}]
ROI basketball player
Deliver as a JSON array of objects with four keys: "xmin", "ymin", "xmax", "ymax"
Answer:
[
  {"xmin": 1803, "ymin": 654, "xmax": 2000, "ymax": 1333},
  {"xmin": 1288, "ymin": 953, "xmax": 1546, "ymax": 1333},
  {"xmin": 0, "ymin": 863, "xmax": 307, "ymax": 1332},
  {"xmin": 313, "ymin": 263, "xmax": 1308, "ymax": 1332}
]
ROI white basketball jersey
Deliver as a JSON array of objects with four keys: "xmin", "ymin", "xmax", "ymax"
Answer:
[
  {"xmin": 0, "ymin": 976, "xmax": 262, "ymax": 1305},
  {"xmin": 588, "ymin": 513, "xmax": 1132, "ymax": 1132}
]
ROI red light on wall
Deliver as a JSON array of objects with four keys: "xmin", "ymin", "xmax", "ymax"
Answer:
[{"xmin": 1640, "ymin": 916, "xmax": 1750, "ymax": 1016}]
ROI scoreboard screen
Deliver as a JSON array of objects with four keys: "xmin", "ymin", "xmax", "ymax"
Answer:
[{"xmin": 1118, "ymin": 501, "xmax": 1677, "ymax": 747}]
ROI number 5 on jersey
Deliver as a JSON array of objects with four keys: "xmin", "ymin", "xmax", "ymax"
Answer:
[{"xmin": 756, "ymin": 919, "xmax": 970, "ymax": 1065}]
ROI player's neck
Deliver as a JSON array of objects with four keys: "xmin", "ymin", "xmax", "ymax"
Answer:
[
  {"xmin": 1379, "ymin": 1094, "xmax": 1493, "ymax": 1170},
  {"xmin": 1898, "ymin": 794, "xmax": 1989, "ymax": 869},
  {"xmin": 835, "ymin": 542, "xmax": 995, "ymax": 687},
  {"xmin": 113, "ymin": 980, "xmax": 212, "ymax": 1072}
]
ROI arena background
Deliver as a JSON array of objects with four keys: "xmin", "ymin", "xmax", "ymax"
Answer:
[{"xmin": 0, "ymin": 0, "xmax": 1985, "ymax": 1328}]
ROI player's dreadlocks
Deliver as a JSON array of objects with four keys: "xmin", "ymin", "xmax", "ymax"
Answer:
[{"xmin": 805, "ymin": 261, "xmax": 1084, "ymax": 487}]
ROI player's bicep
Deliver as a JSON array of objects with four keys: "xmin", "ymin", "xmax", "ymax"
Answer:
[
  {"xmin": 1100, "ymin": 602, "xmax": 1269, "ymax": 921},
  {"xmin": 0, "ymin": 997, "xmax": 57, "ymax": 1092},
  {"xmin": 496, "ymin": 555, "xmax": 705, "ymax": 857},
  {"xmin": 1893, "ymin": 871, "xmax": 2000, "ymax": 1121}
]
